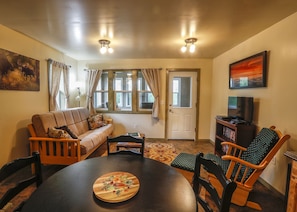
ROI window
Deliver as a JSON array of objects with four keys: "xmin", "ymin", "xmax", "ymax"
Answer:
[
  {"xmin": 57, "ymin": 73, "xmax": 66, "ymax": 110},
  {"xmin": 172, "ymin": 76, "xmax": 191, "ymax": 108},
  {"xmin": 94, "ymin": 71, "xmax": 108, "ymax": 110},
  {"xmin": 138, "ymin": 71, "xmax": 154, "ymax": 110},
  {"xmin": 114, "ymin": 71, "xmax": 132, "ymax": 111},
  {"xmin": 94, "ymin": 70, "xmax": 154, "ymax": 113}
]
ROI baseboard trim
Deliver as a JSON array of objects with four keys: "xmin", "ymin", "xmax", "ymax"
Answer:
[{"xmin": 258, "ymin": 177, "xmax": 285, "ymax": 200}]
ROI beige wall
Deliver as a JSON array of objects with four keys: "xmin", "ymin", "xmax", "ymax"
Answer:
[
  {"xmin": 0, "ymin": 25, "xmax": 213, "ymax": 166},
  {"xmin": 0, "ymin": 25, "xmax": 77, "ymax": 166},
  {"xmin": 1, "ymin": 9, "xmax": 296, "ymax": 196},
  {"xmin": 211, "ymin": 12, "xmax": 297, "ymax": 194},
  {"xmin": 77, "ymin": 59, "xmax": 213, "ymax": 139}
]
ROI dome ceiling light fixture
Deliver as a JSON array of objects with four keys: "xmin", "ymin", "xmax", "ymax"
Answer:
[
  {"xmin": 98, "ymin": 39, "xmax": 113, "ymax": 54},
  {"xmin": 181, "ymin": 38, "xmax": 197, "ymax": 53}
]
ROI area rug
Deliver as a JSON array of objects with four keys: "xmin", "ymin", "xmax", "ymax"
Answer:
[
  {"xmin": 102, "ymin": 142, "xmax": 179, "ymax": 165},
  {"xmin": 144, "ymin": 142, "xmax": 178, "ymax": 165}
]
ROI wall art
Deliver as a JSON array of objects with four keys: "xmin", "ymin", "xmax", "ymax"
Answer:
[
  {"xmin": 0, "ymin": 48, "xmax": 40, "ymax": 91},
  {"xmin": 229, "ymin": 51, "xmax": 267, "ymax": 89}
]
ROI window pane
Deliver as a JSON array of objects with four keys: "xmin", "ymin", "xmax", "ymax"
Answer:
[
  {"xmin": 57, "ymin": 72, "xmax": 66, "ymax": 109},
  {"xmin": 172, "ymin": 77, "xmax": 191, "ymax": 108},
  {"xmin": 94, "ymin": 71, "xmax": 108, "ymax": 109},
  {"xmin": 114, "ymin": 71, "xmax": 132, "ymax": 91},
  {"xmin": 115, "ymin": 91, "xmax": 132, "ymax": 111},
  {"xmin": 98, "ymin": 72, "xmax": 108, "ymax": 90},
  {"xmin": 94, "ymin": 91, "xmax": 108, "ymax": 109},
  {"xmin": 138, "ymin": 92, "xmax": 154, "ymax": 109},
  {"xmin": 137, "ymin": 71, "xmax": 154, "ymax": 110},
  {"xmin": 59, "ymin": 90, "xmax": 66, "ymax": 109}
]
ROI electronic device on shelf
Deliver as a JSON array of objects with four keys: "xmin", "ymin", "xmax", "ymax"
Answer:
[
  {"xmin": 229, "ymin": 119, "xmax": 247, "ymax": 125},
  {"xmin": 228, "ymin": 96, "xmax": 254, "ymax": 124}
]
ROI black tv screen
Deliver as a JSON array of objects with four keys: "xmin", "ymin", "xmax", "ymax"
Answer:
[{"xmin": 228, "ymin": 96, "xmax": 254, "ymax": 123}]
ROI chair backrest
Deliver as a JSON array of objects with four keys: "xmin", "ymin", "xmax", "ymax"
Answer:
[
  {"xmin": 107, "ymin": 135, "xmax": 144, "ymax": 157},
  {"xmin": 0, "ymin": 152, "xmax": 42, "ymax": 210},
  {"xmin": 193, "ymin": 153, "xmax": 237, "ymax": 212},
  {"xmin": 239, "ymin": 127, "xmax": 280, "ymax": 180}
]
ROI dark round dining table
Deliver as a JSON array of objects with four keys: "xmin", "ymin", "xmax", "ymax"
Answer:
[{"xmin": 22, "ymin": 155, "xmax": 197, "ymax": 212}]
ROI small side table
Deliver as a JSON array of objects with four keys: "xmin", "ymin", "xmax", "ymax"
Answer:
[
  {"xmin": 284, "ymin": 151, "xmax": 297, "ymax": 212},
  {"xmin": 116, "ymin": 133, "xmax": 145, "ymax": 155}
]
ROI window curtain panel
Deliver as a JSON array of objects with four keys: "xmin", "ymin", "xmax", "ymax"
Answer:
[
  {"xmin": 85, "ymin": 69, "xmax": 102, "ymax": 115},
  {"xmin": 141, "ymin": 69, "xmax": 161, "ymax": 119},
  {"xmin": 48, "ymin": 59, "xmax": 70, "ymax": 111},
  {"xmin": 62, "ymin": 66, "xmax": 70, "ymax": 108}
]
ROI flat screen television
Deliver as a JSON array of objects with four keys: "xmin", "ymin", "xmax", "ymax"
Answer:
[{"xmin": 228, "ymin": 96, "xmax": 254, "ymax": 124}]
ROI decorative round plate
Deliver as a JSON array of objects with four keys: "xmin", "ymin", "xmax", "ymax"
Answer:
[{"xmin": 93, "ymin": 171, "xmax": 140, "ymax": 203}]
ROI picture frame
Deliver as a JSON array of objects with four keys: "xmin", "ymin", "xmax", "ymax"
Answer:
[
  {"xmin": 0, "ymin": 48, "xmax": 40, "ymax": 91},
  {"xmin": 229, "ymin": 51, "xmax": 267, "ymax": 89}
]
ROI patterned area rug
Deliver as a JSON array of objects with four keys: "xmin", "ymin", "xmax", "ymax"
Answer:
[
  {"xmin": 103, "ymin": 142, "xmax": 179, "ymax": 165},
  {"xmin": 144, "ymin": 143, "xmax": 178, "ymax": 165}
]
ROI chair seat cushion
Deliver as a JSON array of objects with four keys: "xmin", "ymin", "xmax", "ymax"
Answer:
[{"xmin": 171, "ymin": 153, "xmax": 197, "ymax": 172}]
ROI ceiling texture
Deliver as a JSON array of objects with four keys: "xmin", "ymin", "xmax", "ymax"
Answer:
[{"xmin": 1, "ymin": 0, "xmax": 297, "ymax": 60}]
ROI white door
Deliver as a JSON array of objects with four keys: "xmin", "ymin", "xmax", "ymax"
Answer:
[{"xmin": 167, "ymin": 71, "xmax": 198, "ymax": 140}]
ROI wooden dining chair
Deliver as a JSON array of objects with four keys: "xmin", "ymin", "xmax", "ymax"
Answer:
[
  {"xmin": 0, "ymin": 152, "xmax": 42, "ymax": 211},
  {"xmin": 193, "ymin": 152, "xmax": 237, "ymax": 212},
  {"xmin": 107, "ymin": 135, "xmax": 145, "ymax": 157}
]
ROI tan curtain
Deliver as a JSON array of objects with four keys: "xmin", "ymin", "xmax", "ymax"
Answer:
[
  {"xmin": 86, "ymin": 69, "xmax": 102, "ymax": 115},
  {"xmin": 141, "ymin": 69, "xmax": 161, "ymax": 119},
  {"xmin": 62, "ymin": 66, "xmax": 70, "ymax": 108},
  {"xmin": 48, "ymin": 59, "xmax": 70, "ymax": 111}
]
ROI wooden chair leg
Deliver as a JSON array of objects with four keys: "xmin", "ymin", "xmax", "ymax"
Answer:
[{"xmin": 246, "ymin": 201, "xmax": 262, "ymax": 211}]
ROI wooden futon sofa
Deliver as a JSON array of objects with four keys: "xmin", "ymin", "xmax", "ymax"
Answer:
[{"xmin": 28, "ymin": 107, "xmax": 113, "ymax": 165}]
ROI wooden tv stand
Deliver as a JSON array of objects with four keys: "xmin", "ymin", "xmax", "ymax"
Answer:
[{"xmin": 215, "ymin": 118, "xmax": 256, "ymax": 156}]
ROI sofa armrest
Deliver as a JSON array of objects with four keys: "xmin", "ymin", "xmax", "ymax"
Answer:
[
  {"xmin": 29, "ymin": 137, "xmax": 81, "ymax": 165},
  {"xmin": 105, "ymin": 118, "xmax": 113, "ymax": 124}
]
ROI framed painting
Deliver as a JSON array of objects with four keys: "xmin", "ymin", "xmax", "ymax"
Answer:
[
  {"xmin": 229, "ymin": 51, "xmax": 267, "ymax": 89},
  {"xmin": 0, "ymin": 48, "xmax": 40, "ymax": 91}
]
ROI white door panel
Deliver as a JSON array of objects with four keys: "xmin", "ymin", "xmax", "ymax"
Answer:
[{"xmin": 167, "ymin": 71, "xmax": 197, "ymax": 140}]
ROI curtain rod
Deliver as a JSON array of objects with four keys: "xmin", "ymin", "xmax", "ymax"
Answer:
[
  {"xmin": 47, "ymin": 58, "xmax": 71, "ymax": 68},
  {"xmin": 84, "ymin": 68, "xmax": 162, "ymax": 71}
]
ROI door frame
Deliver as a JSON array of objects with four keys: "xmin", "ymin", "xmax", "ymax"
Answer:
[{"xmin": 165, "ymin": 68, "xmax": 200, "ymax": 141}]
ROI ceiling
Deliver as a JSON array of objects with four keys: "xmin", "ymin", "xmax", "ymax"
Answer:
[{"xmin": 1, "ymin": 0, "xmax": 297, "ymax": 60}]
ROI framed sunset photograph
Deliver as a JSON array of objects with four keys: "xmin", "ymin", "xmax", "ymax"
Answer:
[{"xmin": 229, "ymin": 51, "xmax": 267, "ymax": 89}]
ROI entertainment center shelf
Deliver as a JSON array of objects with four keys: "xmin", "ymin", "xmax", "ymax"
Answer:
[{"xmin": 215, "ymin": 118, "xmax": 256, "ymax": 156}]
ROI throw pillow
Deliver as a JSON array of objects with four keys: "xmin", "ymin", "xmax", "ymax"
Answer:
[
  {"xmin": 56, "ymin": 125, "xmax": 78, "ymax": 139},
  {"xmin": 48, "ymin": 127, "xmax": 71, "ymax": 138},
  {"xmin": 87, "ymin": 114, "xmax": 105, "ymax": 130}
]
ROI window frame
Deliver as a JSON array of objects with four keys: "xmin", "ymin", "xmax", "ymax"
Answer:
[{"xmin": 94, "ymin": 69, "xmax": 154, "ymax": 114}]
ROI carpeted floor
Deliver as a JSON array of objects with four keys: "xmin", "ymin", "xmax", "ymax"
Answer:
[{"xmin": 1, "ymin": 139, "xmax": 286, "ymax": 212}]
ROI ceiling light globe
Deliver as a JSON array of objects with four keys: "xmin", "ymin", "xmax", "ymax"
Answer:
[
  {"xmin": 181, "ymin": 45, "xmax": 187, "ymax": 53},
  {"xmin": 108, "ymin": 47, "xmax": 114, "ymax": 53},
  {"xmin": 100, "ymin": 46, "xmax": 107, "ymax": 54},
  {"xmin": 189, "ymin": 44, "xmax": 195, "ymax": 53}
]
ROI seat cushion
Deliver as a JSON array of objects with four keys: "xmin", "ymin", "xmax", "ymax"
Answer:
[{"xmin": 171, "ymin": 153, "xmax": 197, "ymax": 172}]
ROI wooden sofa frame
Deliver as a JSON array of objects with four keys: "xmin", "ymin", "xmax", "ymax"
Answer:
[{"xmin": 28, "ymin": 124, "xmax": 107, "ymax": 165}]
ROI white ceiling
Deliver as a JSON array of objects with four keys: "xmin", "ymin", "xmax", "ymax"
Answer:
[{"xmin": 1, "ymin": 0, "xmax": 297, "ymax": 60}]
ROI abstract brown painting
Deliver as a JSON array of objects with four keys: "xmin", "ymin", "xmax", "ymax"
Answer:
[{"xmin": 0, "ymin": 48, "xmax": 40, "ymax": 91}]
